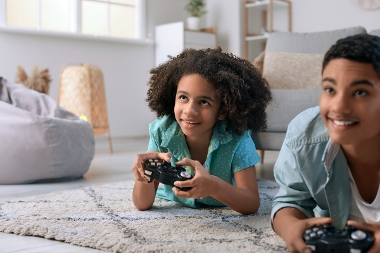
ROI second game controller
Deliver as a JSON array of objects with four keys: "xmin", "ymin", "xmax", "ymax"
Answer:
[
  {"xmin": 303, "ymin": 224, "xmax": 374, "ymax": 253},
  {"xmin": 144, "ymin": 159, "xmax": 193, "ymax": 191}
]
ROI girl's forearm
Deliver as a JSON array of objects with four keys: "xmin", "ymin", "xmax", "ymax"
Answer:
[
  {"xmin": 132, "ymin": 180, "xmax": 159, "ymax": 210},
  {"xmin": 209, "ymin": 175, "xmax": 260, "ymax": 215}
]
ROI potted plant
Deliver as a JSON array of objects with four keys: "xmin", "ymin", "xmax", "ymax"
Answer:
[{"xmin": 185, "ymin": 0, "xmax": 206, "ymax": 30}]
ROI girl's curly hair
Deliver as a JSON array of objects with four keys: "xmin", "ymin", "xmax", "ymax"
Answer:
[{"xmin": 146, "ymin": 47, "xmax": 272, "ymax": 135}]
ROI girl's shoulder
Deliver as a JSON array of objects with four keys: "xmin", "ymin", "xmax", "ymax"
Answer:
[
  {"xmin": 213, "ymin": 119, "xmax": 252, "ymax": 146},
  {"xmin": 149, "ymin": 115, "xmax": 175, "ymax": 131},
  {"xmin": 149, "ymin": 115, "xmax": 182, "ymax": 138}
]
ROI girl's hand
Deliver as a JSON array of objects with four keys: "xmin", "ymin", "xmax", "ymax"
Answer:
[
  {"xmin": 172, "ymin": 158, "xmax": 217, "ymax": 199},
  {"xmin": 347, "ymin": 220, "xmax": 380, "ymax": 253},
  {"xmin": 132, "ymin": 151, "xmax": 171, "ymax": 183}
]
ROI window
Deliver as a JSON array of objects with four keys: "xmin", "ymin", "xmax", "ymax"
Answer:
[{"xmin": 1, "ymin": 0, "xmax": 144, "ymax": 40}]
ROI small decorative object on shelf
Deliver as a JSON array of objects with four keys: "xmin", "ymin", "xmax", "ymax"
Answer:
[
  {"xmin": 58, "ymin": 63, "xmax": 113, "ymax": 153},
  {"xmin": 185, "ymin": 0, "xmax": 207, "ymax": 30}
]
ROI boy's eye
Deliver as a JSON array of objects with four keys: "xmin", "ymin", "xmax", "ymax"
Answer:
[
  {"xmin": 200, "ymin": 100, "xmax": 210, "ymax": 105},
  {"xmin": 354, "ymin": 90, "xmax": 368, "ymax": 96},
  {"xmin": 324, "ymin": 87, "xmax": 335, "ymax": 94}
]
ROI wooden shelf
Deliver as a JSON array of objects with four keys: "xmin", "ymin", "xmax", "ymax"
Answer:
[
  {"xmin": 184, "ymin": 27, "xmax": 217, "ymax": 34},
  {"xmin": 244, "ymin": 0, "xmax": 291, "ymax": 60}
]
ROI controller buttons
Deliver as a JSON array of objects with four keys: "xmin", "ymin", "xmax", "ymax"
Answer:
[
  {"xmin": 145, "ymin": 170, "xmax": 152, "ymax": 175},
  {"xmin": 305, "ymin": 229, "xmax": 312, "ymax": 234},
  {"xmin": 312, "ymin": 227, "xmax": 319, "ymax": 232},
  {"xmin": 351, "ymin": 230, "xmax": 367, "ymax": 241},
  {"xmin": 180, "ymin": 171, "xmax": 192, "ymax": 178},
  {"xmin": 317, "ymin": 230, "xmax": 324, "ymax": 236}
]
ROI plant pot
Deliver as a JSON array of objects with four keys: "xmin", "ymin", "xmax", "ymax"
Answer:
[{"xmin": 187, "ymin": 17, "xmax": 201, "ymax": 30}]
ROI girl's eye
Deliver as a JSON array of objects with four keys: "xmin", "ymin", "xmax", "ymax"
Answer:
[
  {"xmin": 354, "ymin": 90, "xmax": 368, "ymax": 96},
  {"xmin": 200, "ymin": 100, "xmax": 210, "ymax": 105},
  {"xmin": 324, "ymin": 87, "xmax": 335, "ymax": 94},
  {"xmin": 179, "ymin": 95, "xmax": 188, "ymax": 101}
]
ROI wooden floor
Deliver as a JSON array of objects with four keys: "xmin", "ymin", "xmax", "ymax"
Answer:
[{"xmin": 0, "ymin": 136, "xmax": 278, "ymax": 253}]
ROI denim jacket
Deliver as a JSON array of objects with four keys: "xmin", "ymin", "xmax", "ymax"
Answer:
[{"xmin": 271, "ymin": 106, "xmax": 351, "ymax": 229}]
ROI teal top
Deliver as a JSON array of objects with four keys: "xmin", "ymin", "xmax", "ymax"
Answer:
[
  {"xmin": 147, "ymin": 115, "xmax": 261, "ymax": 208},
  {"xmin": 271, "ymin": 106, "xmax": 352, "ymax": 229}
]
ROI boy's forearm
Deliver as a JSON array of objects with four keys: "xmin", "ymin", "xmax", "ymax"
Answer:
[
  {"xmin": 132, "ymin": 180, "xmax": 159, "ymax": 210},
  {"xmin": 273, "ymin": 207, "xmax": 307, "ymax": 236},
  {"xmin": 209, "ymin": 175, "xmax": 260, "ymax": 215}
]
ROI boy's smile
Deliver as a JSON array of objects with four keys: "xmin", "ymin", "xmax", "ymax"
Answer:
[
  {"xmin": 174, "ymin": 74, "xmax": 227, "ymax": 143},
  {"xmin": 320, "ymin": 59, "xmax": 380, "ymax": 146}
]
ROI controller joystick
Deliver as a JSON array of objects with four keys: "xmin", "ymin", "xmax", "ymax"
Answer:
[
  {"xmin": 303, "ymin": 224, "xmax": 374, "ymax": 253},
  {"xmin": 144, "ymin": 159, "xmax": 193, "ymax": 191}
]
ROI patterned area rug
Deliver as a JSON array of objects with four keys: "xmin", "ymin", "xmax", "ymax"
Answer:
[{"xmin": 0, "ymin": 179, "xmax": 287, "ymax": 253}]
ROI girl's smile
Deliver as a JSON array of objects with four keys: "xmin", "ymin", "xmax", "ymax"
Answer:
[{"xmin": 181, "ymin": 118, "xmax": 201, "ymax": 128}]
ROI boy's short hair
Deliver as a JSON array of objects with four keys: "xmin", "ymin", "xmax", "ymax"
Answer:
[
  {"xmin": 322, "ymin": 34, "xmax": 380, "ymax": 78},
  {"xmin": 146, "ymin": 47, "xmax": 272, "ymax": 135}
]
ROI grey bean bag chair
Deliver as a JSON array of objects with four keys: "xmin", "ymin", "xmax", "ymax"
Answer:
[{"xmin": 0, "ymin": 78, "xmax": 94, "ymax": 184}]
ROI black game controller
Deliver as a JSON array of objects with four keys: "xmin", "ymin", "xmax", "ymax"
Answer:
[
  {"xmin": 144, "ymin": 159, "xmax": 193, "ymax": 191},
  {"xmin": 303, "ymin": 224, "xmax": 374, "ymax": 253}
]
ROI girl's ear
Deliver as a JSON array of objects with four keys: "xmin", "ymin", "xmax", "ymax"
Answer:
[{"xmin": 218, "ymin": 106, "xmax": 228, "ymax": 120}]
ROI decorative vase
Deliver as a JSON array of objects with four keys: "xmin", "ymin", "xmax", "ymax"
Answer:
[{"xmin": 187, "ymin": 16, "xmax": 201, "ymax": 30}]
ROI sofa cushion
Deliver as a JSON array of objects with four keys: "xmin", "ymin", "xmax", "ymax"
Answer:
[
  {"xmin": 266, "ymin": 89, "xmax": 321, "ymax": 132},
  {"xmin": 264, "ymin": 51, "xmax": 324, "ymax": 89},
  {"xmin": 369, "ymin": 29, "xmax": 380, "ymax": 37},
  {"xmin": 265, "ymin": 26, "xmax": 367, "ymax": 54}
]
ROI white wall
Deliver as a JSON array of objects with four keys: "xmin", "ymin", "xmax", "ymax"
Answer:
[
  {"xmin": 205, "ymin": 0, "xmax": 242, "ymax": 57},
  {"xmin": 0, "ymin": 31, "xmax": 156, "ymax": 138},
  {"xmin": 291, "ymin": 0, "xmax": 380, "ymax": 33},
  {"xmin": 0, "ymin": 0, "xmax": 190, "ymax": 138}
]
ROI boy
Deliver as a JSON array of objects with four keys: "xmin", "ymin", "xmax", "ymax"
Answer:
[{"xmin": 272, "ymin": 34, "xmax": 380, "ymax": 253}]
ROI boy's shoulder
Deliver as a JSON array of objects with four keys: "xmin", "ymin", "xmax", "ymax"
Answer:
[{"xmin": 284, "ymin": 106, "xmax": 330, "ymax": 148}]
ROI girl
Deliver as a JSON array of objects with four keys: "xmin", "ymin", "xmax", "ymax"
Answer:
[{"xmin": 132, "ymin": 48, "xmax": 272, "ymax": 214}]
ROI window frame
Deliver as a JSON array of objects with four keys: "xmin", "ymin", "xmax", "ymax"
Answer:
[{"xmin": 0, "ymin": 0, "xmax": 148, "ymax": 44}]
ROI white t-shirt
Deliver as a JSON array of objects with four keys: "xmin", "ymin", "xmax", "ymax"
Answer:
[{"xmin": 348, "ymin": 168, "xmax": 380, "ymax": 224}]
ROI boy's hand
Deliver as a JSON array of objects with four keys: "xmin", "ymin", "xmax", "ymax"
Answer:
[
  {"xmin": 172, "ymin": 158, "xmax": 217, "ymax": 199},
  {"xmin": 279, "ymin": 216, "xmax": 333, "ymax": 253},
  {"xmin": 347, "ymin": 220, "xmax": 380, "ymax": 253},
  {"xmin": 132, "ymin": 151, "xmax": 171, "ymax": 183}
]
